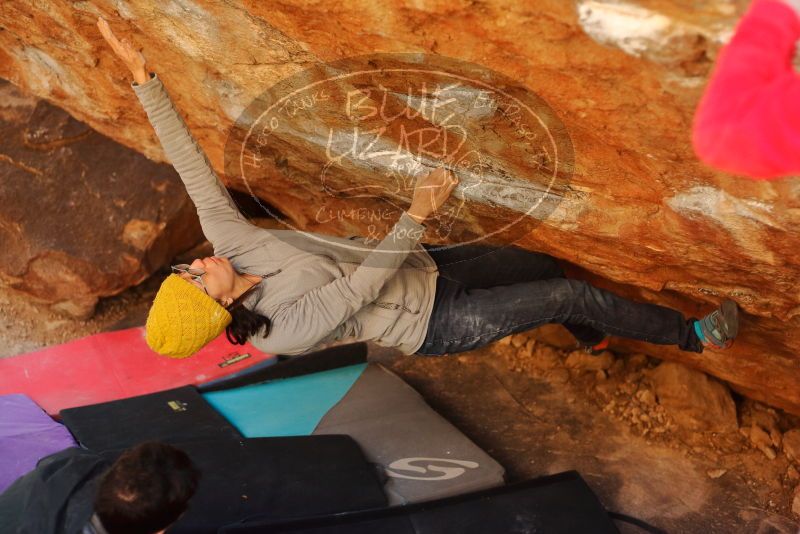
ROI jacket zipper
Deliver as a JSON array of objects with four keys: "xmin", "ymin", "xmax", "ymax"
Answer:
[
  {"xmin": 248, "ymin": 268, "xmax": 282, "ymax": 279},
  {"xmin": 374, "ymin": 301, "xmax": 419, "ymax": 314}
]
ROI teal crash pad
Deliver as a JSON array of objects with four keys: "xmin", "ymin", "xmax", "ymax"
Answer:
[{"xmin": 203, "ymin": 364, "xmax": 367, "ymax": 437}]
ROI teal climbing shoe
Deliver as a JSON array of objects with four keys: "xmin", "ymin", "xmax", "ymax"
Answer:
[{"xmin": 696, "ymin": 299, "xmax": 739, "ymax": 349}]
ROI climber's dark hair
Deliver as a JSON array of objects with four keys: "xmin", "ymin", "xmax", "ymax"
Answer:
[
  {"xmin": 94, "ymin": 441, "xmax": 200, "ymax": 534},
  {"xmin": 224, "ymin": 284, "xmax": 270, "ymax": 344}
]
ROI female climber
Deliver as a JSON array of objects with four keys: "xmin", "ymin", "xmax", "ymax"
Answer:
[{"xmin": 98, "ymin": 16, "xmax": 739, "ymax": 360}]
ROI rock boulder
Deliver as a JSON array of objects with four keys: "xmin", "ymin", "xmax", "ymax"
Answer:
[
  {"xmin": 0, "ymin": 0, "xmax": 798, "ymax": 413},
  {"xmin": 0, "ymin": 79, "xmax": 202, "ymax": 319},
  {"xmin": 647, "ymin": 361, "xmax": 738, "ymax": 433}
]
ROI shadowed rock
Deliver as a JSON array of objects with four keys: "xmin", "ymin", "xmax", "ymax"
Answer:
[{"xmin": 0, "ymin": 79, "xmax": 202, "ymax": 319}]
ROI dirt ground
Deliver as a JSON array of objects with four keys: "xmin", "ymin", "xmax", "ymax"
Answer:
[
  {"xmin": 2, "ymin": 269, "xmax": 799, "ymax": 533},
  {"xmin": 383, "ymin": 343, "xmax": 800, "ymax": 533}
]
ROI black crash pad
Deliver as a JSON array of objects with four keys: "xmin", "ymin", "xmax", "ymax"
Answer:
[
  {"xmin": 219, "ymin": 471, "xmax": 619, "ymax": 534},
  {"xmin": 160, "ymin": 436, "xmax": 388, "ymax": 534},
  {"xmin": 60, "ymin": 386, "xmax": 240, "ymax": 451}
]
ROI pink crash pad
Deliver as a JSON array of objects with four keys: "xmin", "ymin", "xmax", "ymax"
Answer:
[{"xmin": 0, "ymin": 326, "xmax": 276, "ymax": 415}]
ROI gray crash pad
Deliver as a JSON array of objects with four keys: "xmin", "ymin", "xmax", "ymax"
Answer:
[{"xmin": 313, "ymin": 364, "xmax": 506, "ymax": 504}]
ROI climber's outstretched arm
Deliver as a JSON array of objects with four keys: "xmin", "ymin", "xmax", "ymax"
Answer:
[
  {"xmin": 692, "ymin": 0, "xmax": 800, "ymax": 179},
  {"xmin": 130, "ymin": 73, "xmax": 260, "ymax": 256},
  {"xmin": 97, "ymin": 16, "xmax": 259, "ymax": 256}
]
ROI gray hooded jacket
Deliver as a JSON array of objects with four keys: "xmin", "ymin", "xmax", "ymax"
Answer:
[{"xmin": 132, "ymin": 72, "xmax": 439, "ymax": 355}]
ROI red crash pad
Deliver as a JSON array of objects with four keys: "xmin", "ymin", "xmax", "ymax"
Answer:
[{"xmin": 0, "ymin": 326, "xmax": 276, "ymax": 415}]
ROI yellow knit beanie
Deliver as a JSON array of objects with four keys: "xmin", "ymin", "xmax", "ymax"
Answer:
[{"xmin": 145, "ymin": 273, "xmax": 232, "ymax": 358}]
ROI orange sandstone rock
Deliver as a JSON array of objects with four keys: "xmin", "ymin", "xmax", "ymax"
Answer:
[{"xmin": 0, "ymin": 1, "xmax": 798, "ymax": 413}]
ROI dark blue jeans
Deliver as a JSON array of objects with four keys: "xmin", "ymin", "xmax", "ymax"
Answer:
[{"xmin": 416, "ymin": 244, "xmax": 703, "ymax": 355}]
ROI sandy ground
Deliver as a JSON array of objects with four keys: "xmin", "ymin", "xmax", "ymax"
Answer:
[
  {"xmin": 382, "ymin": 343, "xmax": 800, "ymax": 533},
  {"xmin": 0, "ymin": 237, "xmax": 210, "ymax": 358},
  {"xmin": 1, "ymin": 271, "xmax": 799, "ymax": 533},
  {"xmin": 0, "ymin": 274, "xmax": 162, "ymax": 359}
]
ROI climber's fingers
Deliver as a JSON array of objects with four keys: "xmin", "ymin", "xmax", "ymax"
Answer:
[
  {"xmin": 410, "ymin": 166, "xmax": 459, "ymax": 218},
  {"xmin": 120, "ymin": 38, "xmax": 147, "ymax": 66},
  {"xmin": 96, "ymin": 16, "xmax": 146, "ymax": 70},
  {"xmin": 97, "ymin": 16, "xmax": 123, "ymax": 53}
]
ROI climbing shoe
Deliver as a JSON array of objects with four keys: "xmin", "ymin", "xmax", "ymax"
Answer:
[
  {"xmin": 577, "ymin": 335, "xmax": 610, "ymax": 356},
  {"xmin": 695, "ymin": 299, "xmax": 739, "ymax": 349}
]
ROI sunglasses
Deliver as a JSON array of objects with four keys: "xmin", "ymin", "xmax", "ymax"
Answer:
[
  {"xmin": 170, "ymin": 264, "xmax": 257, "ymax": 310},
  {"xmin": 171, "ymin": 264, "xmax": 213, "ymax": 298}
]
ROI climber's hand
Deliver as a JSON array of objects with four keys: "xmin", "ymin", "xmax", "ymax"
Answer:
[
  {"xmin": 96, "ymin": 16, "xmax": 148, "ymax": 85},
  {"xmin": 407, "ymin": 166, "xmax": 459, "ymax": 223}
]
